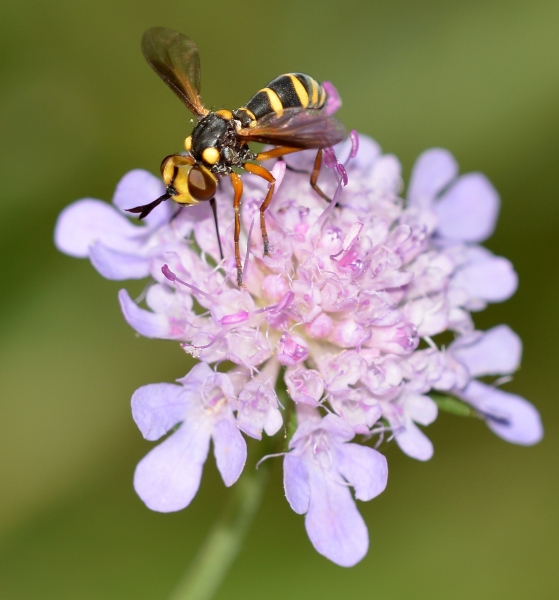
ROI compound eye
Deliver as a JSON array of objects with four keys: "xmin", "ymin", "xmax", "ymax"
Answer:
[{"xmin": 187, "ymin": 166, "xmax": 217, "ymax": 201}]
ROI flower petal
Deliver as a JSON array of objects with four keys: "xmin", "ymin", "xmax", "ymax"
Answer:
[
  {"xmin": 89, "ymin": 240, "xmax": 150, "ymax": 280},
  {"xmin": 451, "ymin": 325, "xmax": 522, "ymax": 377},
  {"xmin": 436, "ymin": 173, "xmax": 500, "ymax": 242},
  {"xmin": 394, "ymin": 420, "xmax": 434, "ymax": 461},
  {"xmin": 452, "ymin": 248, "xmax": 518, "ymax": 306},
  {"xmin": 212, "ymin": 418, "xmax": 247, "ymax": 486},
  {"xmin": 461, "ymin": 381, "xmax": 543, "ymax": 445},
  {"xmin": 119, "ymin": 289, "xmax": 176, "ymax": 339},
  {"xmin": 305, "ymin": 470, "xmax": 368, "ymax": 567},
  {"xmin": 133, "ymin": 425, "xmax": 210, "ymax": 512},
  {"xmin": 283, "ymin": 454, "xmax": 310, "ymax": 514},
  {"xmin": 338, "ymin": 444, "xmax": 388, "ymax": 501},
  {"xmin": 408, "ymin": 148, "xmax": 458, "ymax": 209},
  {"xmin": 369, "ymin": 154, "xmax": 401, "ymax": 195},
  {"xmin": 131, "ymin": 383, "xmax": 186, "ymax": 440},
  {"xmin": 406, "ymin": 394, "xmax": 438, "ymax": 426},
  {"xmin": 263, "ymin": 408, "xmax": 283, "ymax": 436},
  {"xmin": 54, "ymin": 199, "xmax": 140, "ymax": 257},
  {"xmin": 113, "ymin": 169, "xmax": 171, "ymax": 228}
]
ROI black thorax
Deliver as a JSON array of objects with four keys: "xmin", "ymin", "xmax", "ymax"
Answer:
[{"xmin": 191, "ymin": 112, "xmax": 255, "ymax": 175}]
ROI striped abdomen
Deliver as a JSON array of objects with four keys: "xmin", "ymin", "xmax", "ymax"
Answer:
[{"xmin": 236, "ymin": 73, "xmax": 327, "ymax": 124}]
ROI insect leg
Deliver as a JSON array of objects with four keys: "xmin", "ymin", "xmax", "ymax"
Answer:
[
  {"xmin": 229, "ymin": 172, "xmax": 244, "ymax": 285},
  {"xmin": 310, "ymin": 149, "xmax": 331, "ymax": 203},
  {"xmin": 209, "ymin": 197, "xmax": 224, "ymax": 261},
  {"xmin": 254, "ymin": 146, "xmax": 301, "ymax": 162},
  {"xmin": 255, "ymin": 147, "xmax": 331, "ymax": 203},
  {"xmin": 242, "ymin": 162, "xmax": 277, "ymax": 256}
]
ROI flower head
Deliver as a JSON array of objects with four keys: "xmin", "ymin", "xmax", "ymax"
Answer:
[{"xmin": 55, "ymin": 127, "xmax": 542, "ymax": 565}]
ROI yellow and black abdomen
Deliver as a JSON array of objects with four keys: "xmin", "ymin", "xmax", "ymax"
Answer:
[{"xmin": 242, "ymin": 73, "xmax": 326, "ymax": 121}]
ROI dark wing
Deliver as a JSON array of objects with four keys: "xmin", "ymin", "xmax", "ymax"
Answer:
[
  {"xmin": 142, "ymin": 27, "xmax": 208, "ymax": 119},
  {"xmin": 238, "ymin": 108, "xmax": 346, "ymax": 148}
]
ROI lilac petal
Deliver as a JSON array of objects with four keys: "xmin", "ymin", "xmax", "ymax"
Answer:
[
  {"xmin": 113, "ymin": 169, "xmax": 170, "ymax": 227},
  {"xmin": 436, "ymin": 173, "xmax": 500, "ymax": 242},
  {"xmin": 283, "ymin": 454, "xmax": 310, "ymax": 514},
  {"xmin": 461, "ymin": 381, "xmax": 543, "ymax": 445},
  {"xmin": 319, "ymin": 412, "xmax": 356, "ymax": 442},
  {"xmin": 395, "ymin": 420, "xmax": 434, "ymax": 461},
  {"xmin": 305, "ymin": 470, "xmax": 368, "ymax": 567},
  {"xmin": 354, "ymin": 134, "xmax": 382, "ymax": 167},
  {"xmin": 131, "ymin": 383, "xmax": 186, "ymax": 440},
  {"xmin": 453, "ymin": 250, "xmax": 518, "ymax": 304},
  {"xmin": 263, "ymin": 408, "xmax": 283, "ymax": 436},
  {"xmin": 134, "ymin": 425, "xmax": 210, "ymax": 512},
  {"xmin": 451, "ymin": 325, "xmax": 522, "ymax": 377},
  {"xmin": 406, "ymin": 394, "xmax": 438, "ymax": 426},
  {"xmin": 89, "ymin": 240, "xmax": 150, "ymax": 280},
  {"xmin": 338, "ymin": 444, "xmax": 388, "ymax": 501},
  {"xmin": 212, "ymin": 419, "xmax": 247, "ymax": 486},
  {"xmin": 369, "ymin": 154, "xmax": 401, "ymax": 193},
  {"xmin": 119, "ymin": 289, "xmax": 175, "ymax": 339},
  {"xmin": 54, "ymin": 199, "xmax": 140, "ymax": 257},
  {"xmin": 408, "ymin": 148, "xmax": 458, "ymax": 209}
]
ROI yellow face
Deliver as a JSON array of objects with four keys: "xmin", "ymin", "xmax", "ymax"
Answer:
[{"xmin": 160, "ymin": 155, "xmax": 218, "ymax": 205}]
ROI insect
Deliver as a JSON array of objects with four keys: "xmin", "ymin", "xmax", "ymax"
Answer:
[{"xmin": 127, "ymin": 27, "xmax": 346, "ymax": 285}]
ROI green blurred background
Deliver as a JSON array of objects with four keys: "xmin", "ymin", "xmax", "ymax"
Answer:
[{"xmin": 1, "ymin": 0, "xmax": 558, "ymax": 598}]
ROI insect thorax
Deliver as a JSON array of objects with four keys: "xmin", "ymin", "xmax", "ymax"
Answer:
[{"xmin": 191, "ymin": 112, "xmax": 255, "ymax": 175}]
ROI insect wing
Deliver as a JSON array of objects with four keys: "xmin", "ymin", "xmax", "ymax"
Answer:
[
  {"xmin": 142, "ymin": 27, "xmax": 208, "ymax": 119},
  {"xmin": 238, "ymin": 108, "xmax": 346, "ymax": 149}
]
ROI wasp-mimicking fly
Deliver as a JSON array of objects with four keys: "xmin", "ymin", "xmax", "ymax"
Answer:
[{"xmin": 127, "ymin": 27, "xmax": 347, "ymax": 285}]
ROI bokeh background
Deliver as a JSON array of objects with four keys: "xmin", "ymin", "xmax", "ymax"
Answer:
[{"xmin": 1, "ymin": 0, "xmax": 558, "ymax": 598}]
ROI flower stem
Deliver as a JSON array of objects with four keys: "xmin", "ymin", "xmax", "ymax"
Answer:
[{"xmin": 168, "ymin": 457, "xmax": 270, "ymax": 600}]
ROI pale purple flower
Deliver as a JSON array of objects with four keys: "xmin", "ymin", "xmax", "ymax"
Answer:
[
  {"xmin": 449, "ymin": 325, "xmax": 542, "ymax": 445},
  {"xmin": 132, "ymin": 362, "xmax": 245, "ymax": 512},
  {"xmin": 55, "ymin": 124, "xmax": 542, "ymax": 566},
  {"xmin": 284, "ymin": 407, "xmax": 387, "ymax": 566}
]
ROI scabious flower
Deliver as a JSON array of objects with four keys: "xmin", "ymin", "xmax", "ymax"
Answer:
[{"xmin": 55, "ymin": 114, "xmax": 543, "ymax": 566}]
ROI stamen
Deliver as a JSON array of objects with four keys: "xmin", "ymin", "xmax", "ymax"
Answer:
[
  {"xmin": 323, "ymin": 147, "xmax": 348, "ymax": 186},
  {"xmin": 330, "ymin": 222, "xmax": 363, "ymax": 261},
  {"xmin": 348, "ymin": 130, "xmax": 359, "ymax": 160},
  {"xmin": 271, "ymin": 159, "xmax": 286, "ymax": 188},
  {"xmin": 219, "ymin": 311, "xmax": 249, "ymax": 325},
  {"xmin": 311, "ymin": 175, "xmax": 344, "ymax": 233},
  {"xmin": 251, "ymin": 291, "xmax": 296, "ymax": 319},
  {"xmin": 423, "ymin": 336, "xmax": 438, "ymax": 350},
  {"xmin": 337, "ymin": 163, "xmax": 348, "ymax": 186},
  {"xmin": 255, "ymin": 452, "xmax": 287, "ymax": 469},
  {"xmin": 323, "ymin": 147, "xmax": 338, "ymax": 170},
  {"xmin": 181, "ymin": 330, "xmax": 225, "ymax": 358},
  {"xmin": 161, "ymin": 264, "xmax": 212, "ymax": 299},
  {"xmin": 134, "ymin": 280, "xmax": 154, "ymax": 304}
]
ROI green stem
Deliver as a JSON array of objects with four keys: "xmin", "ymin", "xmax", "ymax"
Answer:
[{"xmin": 168, "ymin": 457, "xmax": 269, "ymax": 600}]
